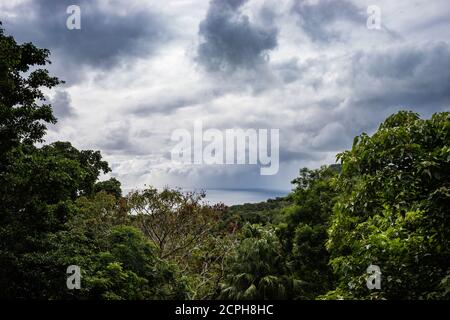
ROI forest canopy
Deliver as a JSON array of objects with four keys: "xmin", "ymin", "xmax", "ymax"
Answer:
[{"xmin": 0, "ymin": 23, "xmax": 449, "ymax": 300}]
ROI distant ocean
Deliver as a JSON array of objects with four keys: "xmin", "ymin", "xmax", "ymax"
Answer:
[
  {"xmin": 123, "ymin": 188, "xmax": 290, "ymax": 206},
  {"xmin": 197, "ymin": 188, "xmax": 289, "ymax": 206}
]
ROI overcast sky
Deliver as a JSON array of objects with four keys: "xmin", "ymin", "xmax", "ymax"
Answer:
[{"xmin": 1, "ymin": 0, "xmax": 449, "ymax": 193}]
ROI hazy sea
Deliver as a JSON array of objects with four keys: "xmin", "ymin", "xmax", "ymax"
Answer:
[
  {"xmin": 197, "ymin": 188, "xmax": 289, "ymax": 206},
  {"xmin": 123, "ymin": 188, "xmax": 290, "ymax": 206}
]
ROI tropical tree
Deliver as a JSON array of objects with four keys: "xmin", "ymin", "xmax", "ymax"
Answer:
[
  {"xmin": 325, "ymin": 111, "xmax": 450, "ymax": 299},
  {"xmin": 0, "ymin": 22, "xmax": 111, "ymax": 298},
  {"xmin": 220, "ymin": 224, "xmax": 303, "ymax": 300},
  {"xmin": 128, "ymin": 188, "xmax": 223, "ymax": 260},
  {"xmin": 278, "ymin": 165, "xmax": 340, "ymax": 299}
]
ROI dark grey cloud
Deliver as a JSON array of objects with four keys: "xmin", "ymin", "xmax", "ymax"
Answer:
[
  {"xmin": 97, "ymin": 133, "xmax": 130, "ymax": 154},
  {"xmin": 293, "ymin": 41, "xmax": 450, "ymax": 153},
  {"xmin": 280, "ymin": 149, "xmax": 322, "ymax": 162},
  {"xmin": 291, "ymin": 0, "xmax": 366, "ymax": 43},
  {"xmin": 197, "ymin": 0, "xmax": 278, "ymax": 72},
  {"xmin": 410, "ymin": 11, "xmax": 450, "ymax": 34},
  {"xmin": 1, "ymin": 0, "xmax": 170, "ymax": 82},
  {"xmin": 49, "ymin": 90, "xmax": 75, "ymax": 120},
  {"xmin": 350, "ymin": 42, "xmax": 450, "ymax": 113},
  {"xmin": 94, "ymin": 121, "xmax": 168, "ymax": 157},
  {"xmin": 270, "ymin": 41, "xmax": 450, "ymax": 160},
  {"xmin": 310, "ymin": 122, "xmax": 351, "ymax": 151},
  {"xmin": 2, "ymin": 0, "xmax": 447, "ymax": 194},
  {"xmin": 95, "ymin": 121, "xmax": 135, "ymax": 155}
]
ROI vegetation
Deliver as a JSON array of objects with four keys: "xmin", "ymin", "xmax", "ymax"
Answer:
[
  {"xmin": 0, "ymin": 24, "xmax": 448, "ymax": 300},
  {"xmin": 325, "ymin": 111, "xmax": 450, "ymax": 299}
]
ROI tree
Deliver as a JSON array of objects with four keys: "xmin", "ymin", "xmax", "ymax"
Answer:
[
  {"xmin": 128, "ymin": 187, "xmax": 223, "ymax": 260},
  {"xmin": 127, "ymin": 187, "xmax": 234, "ymax": 299},
  {"xmin": 0, "ymin": 141, "xmax": 113, "ymax": 298},
  {"xmin": 184, "ymin": 230, "xmax": 239, "ymax": 299},
  {"xmin": 278, "ymin": 165, "xmax": 340, "ymax": 299},
  {"xmin": 325, "ymin": 111, "xmax": 450, "ymax": 299},
  {"xmin": 94, "ymin": 177, "xmax": 123, "ymax": 199},
  {"xmin": 0, "ymin": 22, "xmax": 61, "ymax": 160},
  {"xmin": 225, "ymin": 197, "xmax": 290, "ymax": 228},
  {"xmin": 0, "ymin": 23, "xmax": 112, "ymax": 298},
  {"xmin": 220, "ymin": 224, "xmax": 304, "ymax": 300},
  {"xmin": 16, "ymin": 192, "xmax": 188, "ymax": 300},
  {"xmin": 81, "ymin": 225, "xmax": 188, "ymax": 300}
]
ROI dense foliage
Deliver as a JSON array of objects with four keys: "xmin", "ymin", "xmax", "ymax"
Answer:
[
  {"xmin": 220, "ymin": 224, "xmax": 303, "ymax": 300},
  {"xmin": 325, "ymin": 111, "xmax": 450, "ymax": 299},
  {"xmin": 0, "ymin": 24, "xmax": 448, "ymax": 300}
]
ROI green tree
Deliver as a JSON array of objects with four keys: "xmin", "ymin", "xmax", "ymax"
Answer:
[
  {"xmin": 0, "ymin": 23, "xmax": 112, "ymax": 298},
  {"xmin": 82, "ymin": 225, "xmax": 188, "ymax": 300},
  {"xmin": 22, "ymin": 192, "xmax": 188, "ymax": 300},
  {"xmin": 94, "ymin": 177, "xmax": 123, "ymax": 199},
  {"xmin": 220, "ymin": 224, "xmax": 303, "ymax": 300},
  {"xmin": 325, "ymin": 111, "xmax": 450, "ymax": 299},
  {"xmin": 128, "ymin": 187, "xmax": 232, "ymax": 299},
  {"xmin": 278, "ymin": 165, "xmax": 340, "ymax": 299},
  {"xmin": 0, "ymin": 22, "xmax": 60, "ymax": 159},
  {"xmin": 128, "ymin": 188, "xmax": 222, "ymax": 260}
]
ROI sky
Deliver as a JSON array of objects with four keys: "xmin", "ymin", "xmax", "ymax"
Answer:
[{"xmin": 1, "ymin": 0, "xmax": 449, "ymax": 197}]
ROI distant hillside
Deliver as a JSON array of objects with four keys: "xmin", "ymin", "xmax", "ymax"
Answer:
[{"xmin": 226, "ymin": 196, "xmax": 292, "ymax": 226}]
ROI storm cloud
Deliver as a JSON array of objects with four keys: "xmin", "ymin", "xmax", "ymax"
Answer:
[
  {"xmin": 350, "ymin": 42, "xmax": 450, "ymax": 113},
  {"xmin": 1, "ymin": 0, "xmax": 449, "ymax": 196},
  {"xmin": 291, "ymin": 0, "xmax": 366, "ymax": 42},
  {"xmin": 48, "ymin": 90, "xmax": 75, "ymax": 120},
  {"xmin": 197, "ymin": 0, "xmax": 278, "ymax": 72},
  {"xmin": 1, "ymin": 0, "xmax": 170, "ymax": 82}
]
